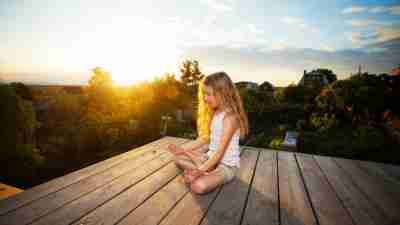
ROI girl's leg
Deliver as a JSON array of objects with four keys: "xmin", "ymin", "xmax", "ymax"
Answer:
[
  {"xmin": 172, "ymin": 149, "xmax": 209, "ymax": 171},
  {"xmin": 190, "ymin": 168, "xmax": 226, "ymax": 194},
  {"xmin": 172, "ymin": 154, "xmax": 198, "ymax": 171}
]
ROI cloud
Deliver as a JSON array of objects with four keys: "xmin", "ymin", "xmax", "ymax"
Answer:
[
  {"xmin": 346, "ymin": 19, "xmax": 392, "ymax": 27},
  {"xmin": 375, "ymin": 24, "xmax": 400, "ymax": 42},
  {"xmin": 342, "ymin": 6, "xmax": 367, "ymax": 14},
  {"xmin": 369, "ymin": 6, "xmax": 388, "ymax": 13},
  {"xmin": 390, "ymin": 6, "xmax": 400, "ymax": 15},
  {"xmin": 321, "ymin": 44, "xmax": 336, "ymax": 52},
  {"xmin": 349, "ymin": 31, "xmax": 380, "ymax": 44},
  {"xmin": 282, "ymin": 17, "xmax": 304, "ymax": 25},
  {"xmin": 181, "ymin": 41, "xmax": 400, "ymax": 85},
  {"xmin": 342, "ymin": 5, "xmax": 400, "ymax": 15},
  {"xmin": 201, "ymin": 0, "xmax": 233, "ymax": 12},
  {"xmin": 282, "ymin": 17, "xmax": 319, "ymax": 33},
  {"xmin": 247, "ymin": 24, "xmax": 264, "ymax": 34},
  {"xmin": 369, "ymin": 5, "xmax": 400, "ymax": 15},
  {"xmin": 347, "ymin": 22, "xmax": 400, "ymax": 47}
]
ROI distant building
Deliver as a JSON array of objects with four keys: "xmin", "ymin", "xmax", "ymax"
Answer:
[
  {"xmin": 259, "ymin": 81, "xmax": 274, "ymax": 92},
  {"xmin": 392, "ymin": 66, "xmax": 400, "ymax": 76},
  {"xmin": 298, "ymin": 69, "xmax": 336, "ymax": 86},
  {"xmin": 63, "ymin": 85, "xmax": 83, "ymax": 94},
  {"xmin": 235, "ymin": 81, "xmax": 258, "ymax": 90},
  {"xmin": 33, "ymin": 101, "xmax": 50, "ymax": 111}
]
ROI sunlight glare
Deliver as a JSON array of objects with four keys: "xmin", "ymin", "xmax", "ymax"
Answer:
[{"xmin": 69, "ymin": 16, "xmax": 182, "ymax": 85}]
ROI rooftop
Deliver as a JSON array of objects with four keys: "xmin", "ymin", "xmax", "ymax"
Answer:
[{"xmin": 0, "ymin": 136, "xmax": 399, "ymax": 225}]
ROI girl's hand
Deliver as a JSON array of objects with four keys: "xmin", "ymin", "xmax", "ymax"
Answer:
[
  {"xmin": 182, "ymin": 150, "xmax": 203, "ymax": 166},
  {"xmin": 167, "ymin": 144, "xmax": 185, "ymax": 155},
  {"xmin": 183, "ymin": 169, "xmax": 209, "ymax": 183}
]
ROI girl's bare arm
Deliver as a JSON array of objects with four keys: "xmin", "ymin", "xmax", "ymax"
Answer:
[
  {"xmin": 185, "ymin": 136, "xmax": 209, "ymax": 152},
  {"xmin": 197, "ymin": 114, "xmax": 238, "ymax": 172},
  {"xmin": 168, "ymin": 136, "xmax": 209, "ymax": 155}
]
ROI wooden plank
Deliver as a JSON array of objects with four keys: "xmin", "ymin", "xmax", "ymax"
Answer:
[
  {"xmin": 158, "ymin": 187, "xmax": 221, "ymax": 225},
  {"xmin": 116, "ymin": 175, "xmax": 189, "ymax": 225},
  {"xmin": 357, "ymin": 160, "xmax": 400, "ymax": 188},
  {"xmin": 278, "ymin": 151, "xmax": 317, "ymax": 225},
  {"xmin": 69, "ymin": 162, "xmax": 181, "ymax": 225},
  {"xmin": 296, "ymin": 153, "xmax": 354, "ymax": 225},
  {"xmin": 29, "ymin": 154, "xmax": 173, "ymax": 225},
  {"xmin": 241, "ymin": 150, "xmax": 279, "ymax": 225},
  {"xmin": 199, "ymin": 149, "xmax": 259, "ymax": 225},
  {"xmin": 355, "ymin": 160, "xmax": 400, "ymax": 217},
  {"xmin": 334, "ymin": 158, "xmax": 400, "ymax": 224},
  {"xmin": 0, "ymin": 136, "xmax": 184, "ymax": 215},
  {"xmin": 314, "ymin": 155, "xmax": 388, "ymax": 225},
  {"xmin": 378, "ymin": 163, "xmax": 400, "ymax": 183},
  {"xmin": 28, "ymin": 140, "xmax": 198, "ymax": 225},
  {"xmin": 0, "ymin": 138, "xmax": 189, "ymax": 225},
  {"xmin": 159, "ymin": 147, "xmax": 259, "ymax": 225}
]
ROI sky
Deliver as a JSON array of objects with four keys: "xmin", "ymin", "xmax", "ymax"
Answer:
[{"xmin": 0, "ymin": 0, "xmax": 399, "ymax": 86}]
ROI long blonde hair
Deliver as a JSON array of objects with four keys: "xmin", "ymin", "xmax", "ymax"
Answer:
[{"xmin": 197, "ymin": 71, "xmax": 249, "ymax": 141}]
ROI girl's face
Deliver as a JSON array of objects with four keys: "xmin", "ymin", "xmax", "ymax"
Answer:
[{"xmin": 203, "ymin": 85, "xmax": 220, "ymax": 109}]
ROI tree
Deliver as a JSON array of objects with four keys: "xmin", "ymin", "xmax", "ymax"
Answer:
[
  {"xmin": 85, "ymin": 67, "xmax": 115, "ymax": 116},
  {"xmin": 259, "ymin": 81, "xmax": 274, "ymax": 92},
  {"xmin": 312, "ymin": 68, "xmax": 337, "ymax": 83},
  {"xmin": 179, "ymin": 59, "xmax": 204, "ymax": 99},
  {"xmin": 0, "ymin": 84, "xmax": 44, "ymax": 188},
  {"xmin": 180, "ymin": 59, "xmax": 204, "ymax": 87},
  {"xmin": 10, "ymin": 82, "xmax": 34, "ymax": 101}
]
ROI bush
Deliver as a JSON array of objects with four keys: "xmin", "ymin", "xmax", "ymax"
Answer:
[
  {"xmin": 301, "ymin": 125, "xmax": 390, "ymax": 162},
  {"xmin": 269, "ymin": 137, "xmax": 284, "ymax": 149},
  {"xmin": 1, "ymin": 144, "xmax": 45, "ymax": 188}
]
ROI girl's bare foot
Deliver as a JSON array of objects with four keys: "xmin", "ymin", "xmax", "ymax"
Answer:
[{"xmin": 167, "ymin": 144, "xmax": 185, "ymax": 155}]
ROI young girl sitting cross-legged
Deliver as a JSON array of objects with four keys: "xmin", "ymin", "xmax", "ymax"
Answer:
[{"xmin": 167, "ymin": 71, "xmax": 249, "ymax": 195}]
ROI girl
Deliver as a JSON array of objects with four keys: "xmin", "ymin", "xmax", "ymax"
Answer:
[{"xmin": 167, "ymin": 71, "xmax": 249, "ymax": 195}]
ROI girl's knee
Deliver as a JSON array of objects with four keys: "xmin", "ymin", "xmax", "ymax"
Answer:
[
  {"xmin": 172, "ymin": 155, "xmax": 180, "ymax": 163},
  {"xmin": 173, "ymin": 154, "xmax": 189, "ymax": 162},
  {"xmin": 190, "ymin": 180, "xmax": 208, "ymax": 194}
]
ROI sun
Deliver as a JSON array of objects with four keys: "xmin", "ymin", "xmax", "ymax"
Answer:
[
  {"xmin": 109, "ymin": 48, "xmax": 180, "ymax": 86},
  {"xmin": 68, "ymin": 18, "xmax": 182, "ymax": 86},
  {"xmin": 115, "ymin": 41, "xmax": 181, "ymax": 85}
]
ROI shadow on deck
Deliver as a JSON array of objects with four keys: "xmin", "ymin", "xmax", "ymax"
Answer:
[{"xmin": 0, "ymin": 136, "xmax": 399, "ymax": 225}]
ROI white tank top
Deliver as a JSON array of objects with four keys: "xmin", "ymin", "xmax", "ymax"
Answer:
[{"xmin": 207, "ymin": 111, "xmax": 241, "ymax": 168}]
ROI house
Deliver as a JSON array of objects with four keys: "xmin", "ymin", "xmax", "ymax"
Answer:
[
  {"xmin": 32, "ymin": 101, "xmax": 50, "ymax": 111},
  {"xmin": 298, "ymin": 69, "xmax": 336, "ymax": 86},
  {"xmin": 235, "ymin": 81, "xmax": 258, "ymax": 90},
  {"xmin": 0, "ymin": 182, "xmax": 23, "ymax": 200}
]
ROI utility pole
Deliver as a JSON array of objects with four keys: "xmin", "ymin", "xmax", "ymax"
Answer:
[{"xmin": 160, "ymin": 115, "xmax": 172, "ymax": 136}]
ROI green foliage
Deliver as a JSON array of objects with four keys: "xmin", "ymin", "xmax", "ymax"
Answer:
[
  {"xmin": 179, "ymin": 59, "xmax": 204, "ymax": 98},
  {"xmin": 314, "ymin": 73, "xmax": 386, "ymax": 126},
  {"xmin": 239, "ymin": 88, "xmax": 275, "ymax": 112},
  {"xmin": 269, "ymin": 137, "xmax": 283, "ymax": 149},
  {"xmin": 85, "ymin": 67, "xmax": 116, "ymax": 115},
  {"xmin": 1, "ymin": 144, "xmax": 45, "ymax": 188},
  {"xmin": 279, "ymin": 84, "xmax": 321, "ymax": 104},
  {"xmin": 310, "ymin": 112, "xmax": 338, "ymax": 132},
  {"xmin": 259, "ymin": 81, "xmax": 274, "ymax": 92},
  {"xmin": 0, "ymin": 84, "xmax": 44, "ymax": 188},
  {"xmin": 301, "ymin": 125, "xmax": 389, "ymax": 162},
  {"xmin": 352, "ymin": 125, "xmax": 384, "ymax": 151},
  {"xmin": 179, "ymin": 59, "xmax": 204, "ymax": 87},
  {"xmin": 47, "ymin": 94, "xmax": 85, "ymax": 124},
  {"xmin": 10, "ymin": 82, "xmax": 35, "ymax": 101},
  {"xmin": 0, "ymin": 84, "xmax": 18, "ymax": 150}
]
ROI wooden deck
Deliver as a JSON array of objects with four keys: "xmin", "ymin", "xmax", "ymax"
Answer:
[{"xmin": 0, "ymin": 136, "xmax": 399, "ymax": 225}]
